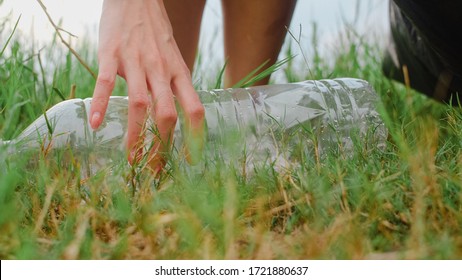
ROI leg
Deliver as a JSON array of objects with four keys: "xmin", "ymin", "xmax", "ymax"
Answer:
[
  {"xmin": 164, "ymin": 0, "xmax": 207, "ymax": 72},
  {"xmin": 221, "ymin": 0, "xmax": 297, "ymax": 87}
]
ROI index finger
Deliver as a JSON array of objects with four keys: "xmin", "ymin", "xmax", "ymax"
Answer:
[{"xmin": 90, "ymin": 56, "xmax": 118, "ymax": 129}]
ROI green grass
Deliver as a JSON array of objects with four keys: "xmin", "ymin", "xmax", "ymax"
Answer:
[{"xmin": 1, "ymin": 12, "xmax": 462, "ymax": 260}]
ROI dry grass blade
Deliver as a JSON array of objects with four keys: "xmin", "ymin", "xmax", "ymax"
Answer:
[
  {"xmin": 62, "ymin": 210, "xmax": 93, "ymax": 260},
  {"xmin": 34, "ymin": 183, "xmax": 57, "ymax": 234},
  {"xmin": 36, "ymin": 0, "xmax": 97, "ymax": 80}
]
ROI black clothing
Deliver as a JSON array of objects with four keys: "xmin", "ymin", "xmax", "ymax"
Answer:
[{"xmin": 383, "ymin": 0, "xmax": 462, "ymax": 102}]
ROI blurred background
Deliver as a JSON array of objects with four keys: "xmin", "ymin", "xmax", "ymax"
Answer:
[{"xmin": 0, "ymin": 0, "xmax": 389, "ymax": 85}]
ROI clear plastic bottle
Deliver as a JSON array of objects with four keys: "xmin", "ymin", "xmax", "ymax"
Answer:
[{"xmin": 0, "ymin": 78, "xmax": 387, "ymax": 174}]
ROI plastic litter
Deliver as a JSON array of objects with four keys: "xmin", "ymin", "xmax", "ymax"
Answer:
[{"xmin": 0, "ymin": 78, "xmax": 387, "ymax": 175}]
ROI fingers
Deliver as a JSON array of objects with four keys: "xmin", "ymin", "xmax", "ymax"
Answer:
[
  {"xmin": 172, "ymin": 73, "xmax": 206, "ymax": 164},
  {"xmin": 91, "ymin": 57, "xmax": 204, "ymax": 170},
  {"xmin": 90, "ymin": 56, "xmax": 118, "ymax": 129}
]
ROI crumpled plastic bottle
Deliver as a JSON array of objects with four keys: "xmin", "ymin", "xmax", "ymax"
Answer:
[{"xmin": 0, "ymin": 78, "xmax": 387, "ymax": 175}]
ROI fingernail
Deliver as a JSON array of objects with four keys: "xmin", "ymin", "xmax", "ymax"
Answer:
[
  {"xmin": 129, "ymin": 149, "xmax": 136, "ymax": 163},
  {"xmin": 91, "ymin": 112, "xmax": 101, "ymax": 129},
  {"xmin": 129, "ymin": 148, "xmax": 143, "ymax": 164}
]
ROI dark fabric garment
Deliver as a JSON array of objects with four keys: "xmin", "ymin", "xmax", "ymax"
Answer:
[{"xmin": 383, "ymin": 0, "xmax": 462, "ymax": 103}]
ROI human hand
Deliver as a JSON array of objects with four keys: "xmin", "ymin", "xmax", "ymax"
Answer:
[{"xmin": 90, "ymin": 0, "xmax": 205, "ymax": 172}]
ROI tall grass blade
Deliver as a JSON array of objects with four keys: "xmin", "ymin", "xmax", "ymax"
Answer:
[{"xmin": 0, "ymin": 15, "xmax": 21, "ymax": 57}]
